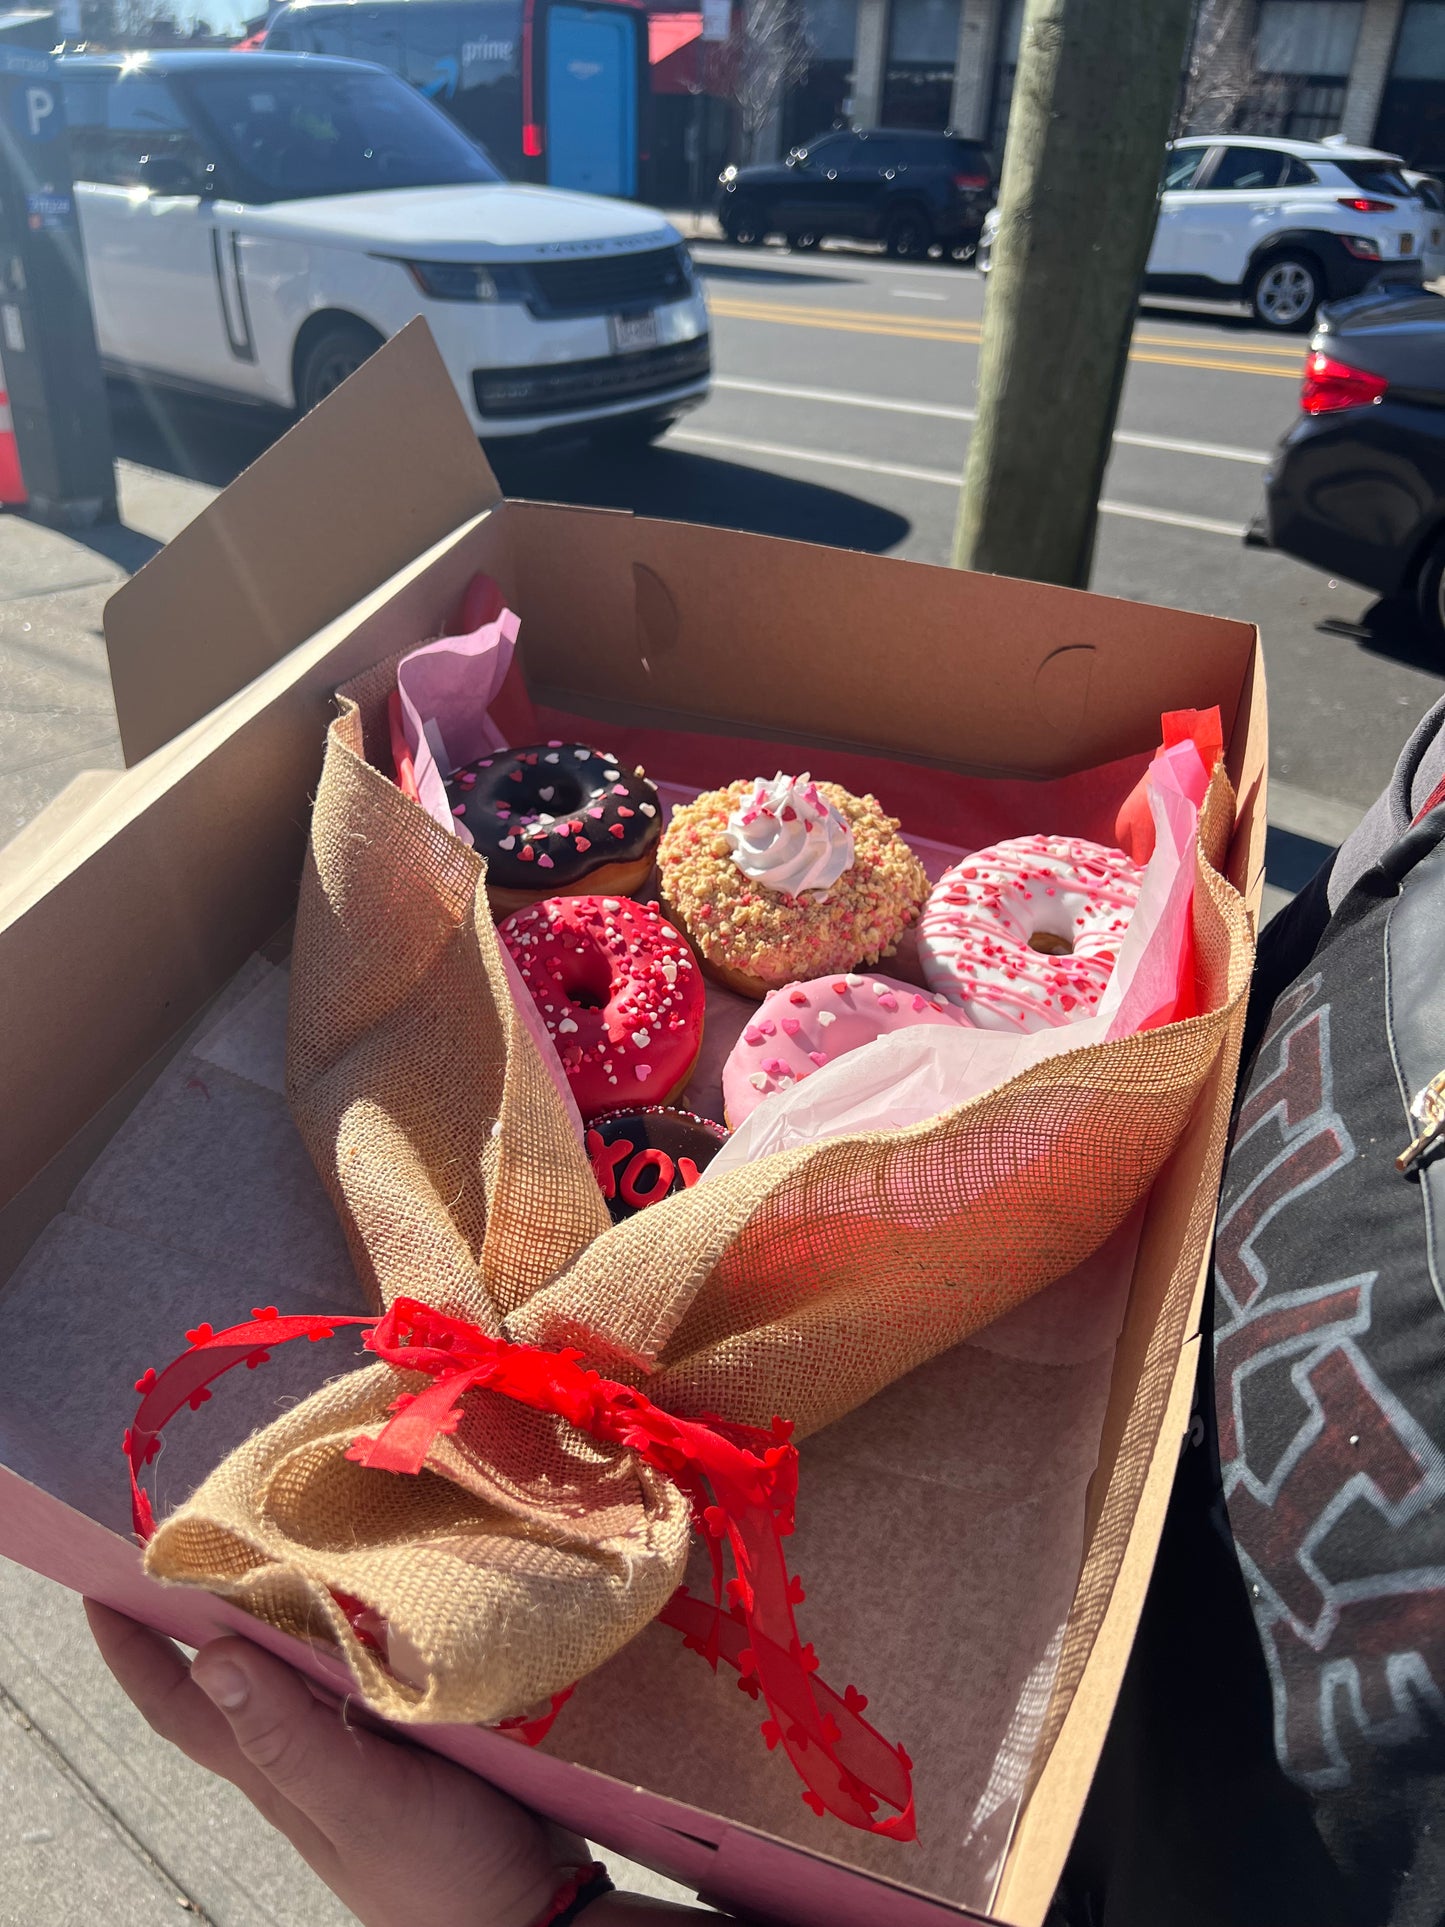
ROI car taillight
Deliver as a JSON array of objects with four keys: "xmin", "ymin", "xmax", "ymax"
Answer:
[
  {"xmin": 522, "ymin": 123, "xmax": 544, "ymax": 158},
  {"xmin": 1300, "ymin": 351, "xmax": 1390, "ymax": 414},
  {"xmin": 953, "ymin": 171, "xmax": 990, "ymax": 190},
  {"xmin": 1337, "ymin": 196, "xmax": 1396, "ymax": 212}
]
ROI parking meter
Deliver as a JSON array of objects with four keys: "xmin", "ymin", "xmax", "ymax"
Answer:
[{"xmin": 0, "ymin": 38, "xmax": 116, "ymax": 526}]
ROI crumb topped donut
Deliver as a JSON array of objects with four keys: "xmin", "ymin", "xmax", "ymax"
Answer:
[
  {"xmin": 659, "ymin": 773, "xmax": 928, "ymax": 999},
  {"xmin": 445, "ymin": 743, "xmax": 661, "ymax": 917},
  {"xmin": 499, "ymin": 895, "xmax": 703, "ymax": 1116},
  {"xmin": 918, "ymin": 835, "xmax": 1144, "ymax": 1031}
]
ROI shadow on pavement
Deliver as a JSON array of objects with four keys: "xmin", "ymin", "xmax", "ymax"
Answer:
[
  {"xmin": 107, "ymin": 377, "xmax": 292, "ymax": 489},
  {"xmin": 694, "ymin": 259, "xmax": 864, "ymax": 287},
  {"xmin": 489, "ymin": 437, "xmax": 910, "ymax": 552},
  {"xmin": 1136, "ymin": 299, "xmax": 1276, "ymax": 336},
  {"xmin": 106, "ymin": 378, "xmax": 911, "ymax": 555},
  {"xmin": 1318, "ymin": 596, "xmax": 1443, "ymax": 673},
  {"xmin": 1265, "ymin": 822, "xmax": 1335, "ymax": 895},
  {"xmin": 697, "ymin": 236, "xmax": 974, "ymax": 270},
  {"xmin": 64, "ymin": 519, "xmax": 165, "ymax": 574}
]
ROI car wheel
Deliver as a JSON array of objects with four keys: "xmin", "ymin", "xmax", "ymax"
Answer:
[
  {"xmin": 1414, "ymin": 531, "xmax": 1445, "ymax": 660},
  {"xmin": 295, "ymin": 318, "xmax": 384, "ymax": 412},
  {"xmin": 885, "ymin": 208, "xmax": 932, "ymax": 259},
  {"xmin": 724, "ymin": 198, "xmax": 765, "ymax": 246},
  {"xmin": 1248, "ymin": 251, "xmax": 1320, "ymax": 331},
  {"xmin": 787, "ymin": 229, "xmax": 820, "ymax": 250}
]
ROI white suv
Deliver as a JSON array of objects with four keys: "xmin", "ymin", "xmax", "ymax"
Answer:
[
  {"xmin": 59, "ymin": 51, "xmax": 711, "ymax": 439},
  {"xmin": 979, "ymin": 134, "xmax": 1425, "ymax": 331}
]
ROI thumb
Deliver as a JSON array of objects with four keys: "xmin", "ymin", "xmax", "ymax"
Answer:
[
  {"xmin": 190, "ymin": 1637, "xmax": 393, "ymax": 1839},
  {"xmin": 187, "ymin": 1636, "xmax": 562, "ymax": 1927}
]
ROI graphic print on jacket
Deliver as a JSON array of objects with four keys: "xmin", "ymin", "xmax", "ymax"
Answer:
[{"xmin": 1213, "ymin": 826, "xmax": 1445, "ymax": 1876}]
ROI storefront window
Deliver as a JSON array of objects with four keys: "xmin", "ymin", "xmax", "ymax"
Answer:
[
  {"xmin": 988, "ymin": 0, "xmax": 1024, "ymax": 155},
  {"xmin": 1252, "ymin": 0, "xmax": 1359, "ymax": 140},
  {"xmin": 804, "ymin": 0, "xmax": 857, "ymax": 60},
  {"xmin": 1393, "ymin": 1, "xmax": 1445, "ymax": 78},
  {"xmin": 881, "ymin": 0, "xmax": 961, "ymax": 128},
  {"xmin": 1376, "ymin": 0, "xmax": 1445, "ymax": 173},
  {"xmin": 783, "ymin": 0, "xmax": 856, "ymax": 149},
  {"xmin": 1256, "ymin": 0, "xmax": 1361, "ymax": 75}
]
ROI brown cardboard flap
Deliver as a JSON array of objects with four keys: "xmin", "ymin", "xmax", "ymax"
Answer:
[
  {"xmin": 0, "ymin": 505, "xmax": 502, "ymax": 1222},
  {"xmin": 104, "ymin": 321, "xmax": 501, "ymax": 767},
  {"xmin": 505, "ymin": 503, "xmax": 1258, "ymax": 777}
]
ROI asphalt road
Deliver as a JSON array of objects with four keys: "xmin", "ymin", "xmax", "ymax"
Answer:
[{"xmin": 103, "ymin": 241, "xmax": 1445, "ymax": 854}]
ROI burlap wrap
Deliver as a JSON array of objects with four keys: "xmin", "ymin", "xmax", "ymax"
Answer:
[{"xmin": 145, "ymin": 654, "xmax": 1254, "ymax": 1726}]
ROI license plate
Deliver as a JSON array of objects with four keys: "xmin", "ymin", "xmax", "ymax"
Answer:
[
  {"xmin": 610, "ymin": 311, "xmax": 657, "ymax": 354},
  {"xmin": 1401, "ymin": 232, "xmax": 1415, "ymax": 254}
]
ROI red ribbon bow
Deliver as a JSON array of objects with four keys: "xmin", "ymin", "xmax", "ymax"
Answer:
[{"xmin": 125, "ymin": 1298, "xmax": 915, "ymax": 1840}]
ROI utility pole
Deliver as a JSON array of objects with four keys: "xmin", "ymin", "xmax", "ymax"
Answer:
[{"xmin": 953, "ymin": 0, "xmax": 1195, "ymax": 588}]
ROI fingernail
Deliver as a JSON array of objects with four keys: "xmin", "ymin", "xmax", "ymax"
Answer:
[{"xmin": 194, "ymin": 1657, "xmax": 249, "ymax": 1711}]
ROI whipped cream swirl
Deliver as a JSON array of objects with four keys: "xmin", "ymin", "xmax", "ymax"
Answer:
[{"xmin": 724, "ymin": 773, "xmax": 855, "ymax": 900}]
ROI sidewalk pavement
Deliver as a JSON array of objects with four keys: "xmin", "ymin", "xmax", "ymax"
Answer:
[
  {"xmin": 0, "ymin": 1560, "xmax": 702, "ymax": 1925},
  {"xmin": 664, "ymin": 210, "xmax": 725, "ymax": 243},
  {"xmin": 0, "ymin": 468, "xmax": 703, "ymax": 1922},
  {"xmin": 0, "ymin": 463, "xmax": 209, "ymax": 858}
]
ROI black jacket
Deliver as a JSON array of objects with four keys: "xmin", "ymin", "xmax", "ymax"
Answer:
[{"xmin": 1064, "ymin": 699, "xmax": 1445, "ymax": 1927}]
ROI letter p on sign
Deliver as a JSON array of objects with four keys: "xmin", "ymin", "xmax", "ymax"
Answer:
[{"xmin": 25, "ymin": 86, "xmax": 55, "ymax": 139}]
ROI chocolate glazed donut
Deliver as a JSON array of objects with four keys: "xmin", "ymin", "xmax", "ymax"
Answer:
[
  {"xmin": 586, "ymin": 1107, "xmax": 730, "ymax": 1222},
  {"xmin": 445, "ymin": 743, "xmax": 663, "ymax": 917}
]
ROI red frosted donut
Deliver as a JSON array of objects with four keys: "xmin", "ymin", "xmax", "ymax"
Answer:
[{"xmin": 499, "ymin": 895, "xmax": 704, "ymax": 1118}]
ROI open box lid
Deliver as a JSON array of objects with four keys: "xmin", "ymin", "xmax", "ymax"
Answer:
[{"xmin": 104, "ymin": 323, "xmax": 504, "ymax": 766}]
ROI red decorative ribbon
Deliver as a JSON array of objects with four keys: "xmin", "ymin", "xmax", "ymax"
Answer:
[
  {"xmin": 1413, "ymin": 766, "xmax": 1445, "ymax": 827},
  {"xmin": 125, "ymin": 1299, "xmax": 915, "ymax": 1839}
]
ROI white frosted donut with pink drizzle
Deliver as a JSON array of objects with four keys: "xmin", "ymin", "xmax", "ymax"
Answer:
[
  {"xmin": 722, "ymin": 971, "xmax": 963, "ymax": 1127},
  {"xmin": 918, "ymin": 835, "xmax": 1144, "ymax": 1032}
]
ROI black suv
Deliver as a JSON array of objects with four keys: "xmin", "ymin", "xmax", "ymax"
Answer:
[{"xmin": 717, "ymin": 128, "xmax": 995, "ymax": 259}]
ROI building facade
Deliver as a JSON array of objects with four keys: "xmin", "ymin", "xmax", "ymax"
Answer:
[{"xmin": 766, "ymin": 0, "xmax": 1445, "ymax": 176}]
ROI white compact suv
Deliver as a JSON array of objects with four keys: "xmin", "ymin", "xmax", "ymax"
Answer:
[
  {"xmin": 58, "ymin": 52, "xmax": 711, "ymax": 439},
  {"xmin": 978, "ymin": 134, "xmax": 1426, "ymax": 331}
]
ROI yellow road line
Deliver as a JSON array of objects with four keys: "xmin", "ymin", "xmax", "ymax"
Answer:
[
  {"xmin": 712, "ymin": 296, "xmax": 981, "ymax": 331},
  {"xmin": 708, "ymin": 297, "xmax": 1302, "ymax": 377},
  {"xmin": 1134, "ymin": 327, "xmax": 1303, "ymax": 356},
  {"xmin": 1122, "ymin": 348, "xmax": 1301, "ymax": 378},
  {"xmin": 711, "ymin": 301, "xmax": 983, "ymax": 345},
  {"xmin": 710, "ymin": 294, "xmax": 1307, "ymax": 355}
]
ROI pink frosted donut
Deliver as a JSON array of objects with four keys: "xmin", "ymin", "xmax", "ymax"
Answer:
[
  {"xmin": 722, "ymin": 971, "xmax": 962, "ymax": 1127},
  {"xmin": 918, "ymin": 835, "xmax": 1144, "ymax": 1032}
]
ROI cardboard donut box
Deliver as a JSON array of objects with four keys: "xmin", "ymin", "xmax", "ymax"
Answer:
[{"xmin": 0, "ymin": 325, "xmax": 1267, "ymax": 1926}]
